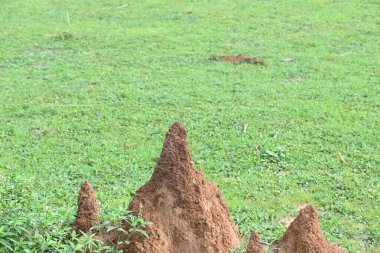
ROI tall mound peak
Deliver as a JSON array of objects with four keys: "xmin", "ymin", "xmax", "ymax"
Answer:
[
  {"xmin": 151, "ymin": 122, "xmax": 193, "ymax": 180},
  {"xmin": 125, "ymin": 122, "xmax": 241, "ymax": 252}
]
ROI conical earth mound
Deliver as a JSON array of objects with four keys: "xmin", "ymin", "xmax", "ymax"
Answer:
[
  {"xmin": 126, "ymin": 122, "xmax": 241, "ymax": 253},
  {"xmin": 74, "ymin": 181, "xmax": 99, "ymax": 234},
  {"xmin": 273, "ymin": 205, "xmax": 346, "ymax": 253},
  {"xmin": 245, "ymin": 231, "xmax": 265, "ymax": 253}
]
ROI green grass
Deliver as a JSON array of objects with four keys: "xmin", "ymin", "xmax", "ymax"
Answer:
[{"xmin": 0, "ymin": 0, "xmax": 379, "ymax": 252}]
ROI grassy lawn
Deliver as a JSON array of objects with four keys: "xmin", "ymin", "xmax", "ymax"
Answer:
[{"xmin": 1, "ymin": 0, "xmax": 379, "ymax": 252}]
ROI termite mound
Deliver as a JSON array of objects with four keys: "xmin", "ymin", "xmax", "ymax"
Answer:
[
  {"xmin": 73, "ymin": 181, "xmax": 100, "ymax": 234},
  {"xmin": 271, "ymin": 205, "xmax": 346, "ymax": 253},
  {"xmin": 125, "ymin": 122, "xmax": 241, "ymax": 253}
]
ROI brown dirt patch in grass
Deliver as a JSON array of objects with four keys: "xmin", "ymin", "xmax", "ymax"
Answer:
[{"xmin": 209, "ymin": 55, "xmax": 264, "ymax": 65}]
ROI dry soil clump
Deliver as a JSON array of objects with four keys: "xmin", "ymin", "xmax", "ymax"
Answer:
[
  {"xmin": 272, "ymin": 205, "xmax": 346, "ymax": 253},
  {"xmin": 125, "ymin": 122, "xmax": 241, "ymax": 253},
  {"xmin": 73, "ymin": 181, "xmax": 100, "ymax": 234}
]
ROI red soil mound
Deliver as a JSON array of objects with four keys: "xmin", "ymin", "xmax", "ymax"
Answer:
[
  {"xmin": 71, "ymin": 126, "xmax": 347, "ymax": 253},
  {"xmin": 272, "ymin": 205, "xmax": 346, "ymax": 253},
  {"xmin": 209, "ymin": 55, "xmax": 264, "ymax": 65},
  {"xmin": 73, "ymin": 181, "xmax": 100, "ymax": 234},
  {"xmin": 245, "ymin": 231, "xmax": 265, "ymax": 253},
  {"xmin": 125, "ymin": 122, "xmax": 241, "ymax": 253}
]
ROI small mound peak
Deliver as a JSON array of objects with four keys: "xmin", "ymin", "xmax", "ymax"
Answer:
[
  {"xmin": 81, "ymin": 180, "xmax": 92, "ymax": 191},
  {"xmin": 74, "ymin": 181, "xmax": 100, "ymax": 234},
  {"xmin": 151, "ymin": 122, "xmax": 193, "ymax": 181},
  {"xmin": 167, "ymin": 122, "xmax": 187, "ymax": 139},
  {"xmin": 246, "ymin": 231, "xmax": 265, "ymax": 253},
  {"xmin": 273, "ymin": 205, "xmax": 346, "ymax": 253},
  {"xmin": 291, "ymin": 204, "xmax": 319, "ymax": 229},
  {"xmin": 288, "ymin": 204, "xmax": 319, "ymax": 232}
]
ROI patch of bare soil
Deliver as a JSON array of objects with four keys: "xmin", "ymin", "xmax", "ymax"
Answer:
[
  {"xmin": 73, "ymin": 181, "xmax": 99, "ymax": 234},
  {"xmin": 271, "ymin": 205, "xmax": 346, "ymax": 253},
  {"xmin": 125, "ymin": 122, "xmax": 241, "ymax": 253},
  {"xmin": 209, "ymin": 55, "xmax": 264, "ymax": 65}
]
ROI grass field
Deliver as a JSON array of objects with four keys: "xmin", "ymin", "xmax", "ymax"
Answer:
[{"xmin": 1, "ymin": 0, "xmax": 379, "ymax": 252}]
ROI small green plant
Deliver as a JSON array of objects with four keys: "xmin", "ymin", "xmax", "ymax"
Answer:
[
  {"xmin": 70, "ymin": 232, "xmax": 112, "ymax": 253},
  {"xmin": 0, "ymin": 211, "xmax": 150, "ymax": 252},
  {"xmin": 257, "ymin": 146, "xmax": 288, "ymax": 167},
  {"xmin": 91, "ymin": 210, "xmax": 151, "ymax": 252}
]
